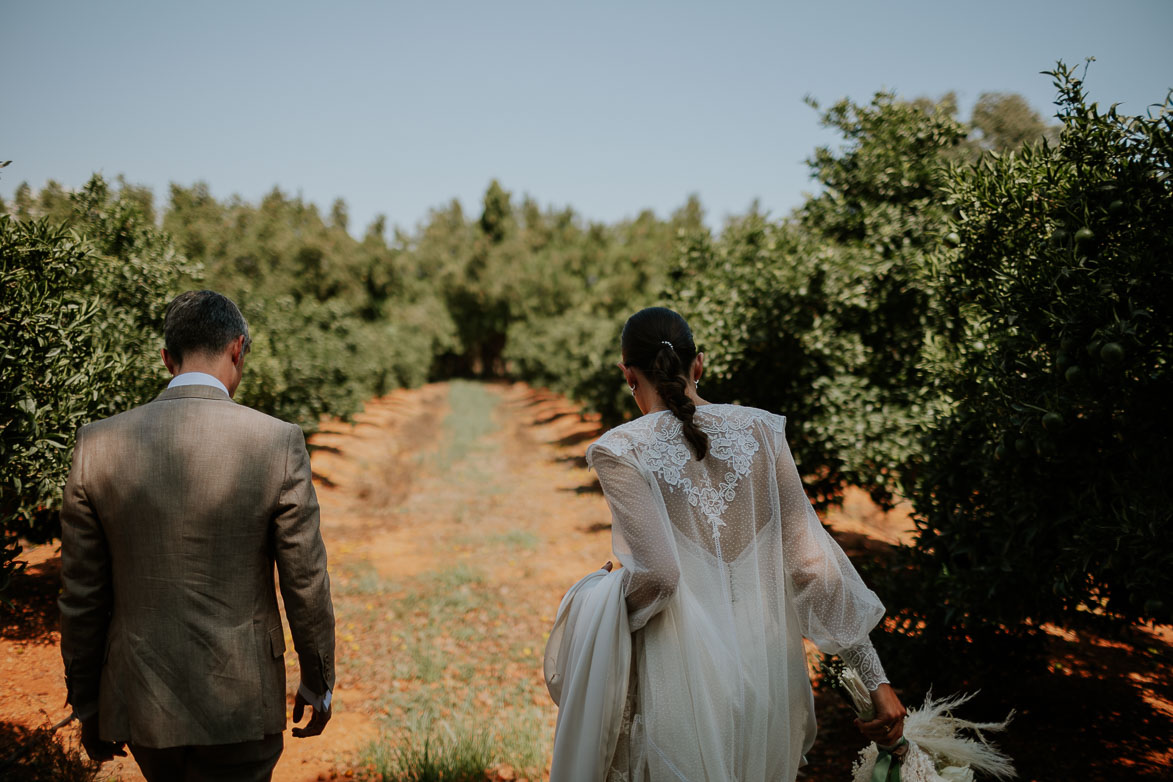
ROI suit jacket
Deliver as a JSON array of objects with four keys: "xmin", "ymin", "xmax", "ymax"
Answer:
[{"xmin": 58, "ymin": 384, "xmax": 336, "ymax": 748}]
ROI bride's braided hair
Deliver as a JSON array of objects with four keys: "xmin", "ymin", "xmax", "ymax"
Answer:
[{"xmin": 621, "ymin": 307, "xmax": 709, "ymax": 460}]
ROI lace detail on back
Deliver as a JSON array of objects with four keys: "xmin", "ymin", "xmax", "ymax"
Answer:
[{"xmin": 591, "ymin": 405, "xmax": 785, "ymax": 547}]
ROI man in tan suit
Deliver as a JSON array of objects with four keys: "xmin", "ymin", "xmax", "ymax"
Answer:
[{"xmin": 59, "ymin": 290, "xmax": 336, "ymax": 781}]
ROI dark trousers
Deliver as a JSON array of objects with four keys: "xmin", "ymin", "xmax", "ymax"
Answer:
[{"xmin": 128, "ymin": 733, "xmax": 283, "ymax": 782}]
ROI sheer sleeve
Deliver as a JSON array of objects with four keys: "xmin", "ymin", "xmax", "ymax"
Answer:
[
  {"xmin": 773, "ymin": 421, "xmax": 887, "ymax": 669},
  {"xmin": 841, "ymin": 639, "xmax": 889, "ymax": 691},
  {"xmin": 587, "ymin": 444, "xmax": 680, "ymax": 631}
]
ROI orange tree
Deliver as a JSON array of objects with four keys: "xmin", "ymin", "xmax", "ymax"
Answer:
[
  {"xmin": 0, "ymin": 176, "xmax": 190, "ymax": 594},
  {"xmin": 893, "ymin": 64, "xmax": 1173, "ymax": 649},
  {"xmin": 666, "ymin": 94, "xmax": 970, "ymax": 511},
  {"xmin": 503, "ymin": 200, "xmax": 697, "ymax": 424},
  {"xmin": 163, "ymin": 183, "xmax": 451, "ymax": 431}
]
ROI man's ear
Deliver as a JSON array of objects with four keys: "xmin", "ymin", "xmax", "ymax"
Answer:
[
  {"xmin": 161, "ymin": 348, "xmax": 179, "ymax": 377},
  {"xmin": 230, "ymin": 335, "xmax": 246, "ymax": 367}
]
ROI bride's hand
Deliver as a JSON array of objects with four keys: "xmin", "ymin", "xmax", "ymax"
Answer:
[
  {"xmin": 854, "ymin": 683, "xmax": 906, "ymax": 747},
  {"xmin": 601, "ymin": 560, "xmax": 613, "ymax": 572}
]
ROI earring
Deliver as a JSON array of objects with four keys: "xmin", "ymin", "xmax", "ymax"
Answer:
[{"xmin": 629, "ymin": 386, "xmax": 636, "ymax": 396}]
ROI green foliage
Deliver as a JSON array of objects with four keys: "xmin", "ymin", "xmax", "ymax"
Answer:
[
  {"xmin": 667, "ymin": 94, "xmax": 971, "ymax": 510},
  {"xmin": 507, "ymin": 308, "xmax": 631, "ymax": 423},
  {"xmin": 164, "ymin": 177, "xmax": 694, "ymax": 434},
  {"xmin": 673, "ymin": 224, "xmax": 891, "ymax": 509},
  {"xmin": 436, "ymin": 180, "xmax": 516, "ymax": 376},
  {"xmin": 0, "ymin": 175, "xmax": 188, "ymax": 595},
  {"xmin": 235, "ymin": 296, "xmax": 405, "ymax": 428},
  {"xmin": 363, "ymin": 727, "xmax": 493, "ymax": 782},
  {"xmin": 424, "ymin": 181, "xmax": 691, "ymax": 388},
  {"xmin": 657, "ymin": 70, "xmax": 1169, "ymax": 652},
  {"xmin": 163, "ymin": 183, "xmax": 453, "ymax": 432},
  {"xmin": 502, "ymin": 198, "xmax": 704, "ymax": 424},
  {"xmin": 2, "ymin": 173, "xmax": 461, "ymax": 593},
  {"xmin": 1, "ymin": 218, "xmax": 102, "ymax": 537},
  {"xmin": 6, "ymin": 63, "xmax": 1165, "ymax": 655},
  {"xmin": 898, "ymin": 63, "xmax": 1173, "ymax": 636},
  {"xmin": 967, "ymin": 91, "xmax": 1061, "ymax": 154}
]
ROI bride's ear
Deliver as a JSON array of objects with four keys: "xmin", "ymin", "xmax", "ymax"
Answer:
[
  {"xmin": 693, "ymin": 353, "xmax": 705, "ymax": 383},
  {"xmin": 618, "ymin": 362, "xmax": 635, "ymax": 387}
]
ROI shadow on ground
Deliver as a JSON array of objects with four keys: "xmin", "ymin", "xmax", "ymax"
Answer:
[
  {"xmin": 1, "ymin": 555, "xmax": 61, "ymax": 644},
  {"xmin": 0, "ymin": 721, "xmax": 97, "ymax": 782},
  {"xmin": 807, "ymin": 531, "xmax": 1173, "ymax": 781}
]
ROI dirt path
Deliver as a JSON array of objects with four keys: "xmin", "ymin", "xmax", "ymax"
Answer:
[
  {"xmin": 3, "ymin": 380, "xmax": 1169, "ymax": 781},
  {"xmin": 277, "ymin": 379, "xmax": 921, "ymax": 781},
  {"xmin": 302, "ymin": 380, "xmax": 624, "ymax": 781}
]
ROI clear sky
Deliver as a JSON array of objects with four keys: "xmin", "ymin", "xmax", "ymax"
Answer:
[{"xmin": 2, "ymin": 0, "xmax": 1170, "ymax": 235}]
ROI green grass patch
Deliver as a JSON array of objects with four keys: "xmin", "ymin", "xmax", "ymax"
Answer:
[
  {"xmin": 498, "ymin": 713, "xmax": 550, "ymax": 772},
  {"xmin": 361, "ymin": 562, "xmax": 551, "ymax": 776},
  {"xmin": 429, "ymin": 563, "xmax": 483, "ymax": 590},
  {"xmin": 435, "ymin": 381, "xmax": 499, "ymax": 470},
  {"xmin": 334, "ymin": 560, "xmax": 388, "ymax": 597},
  {"xmin": 362, "ymin": 722, "xmax": 493, "ymax": 782},
  {"xmin": 485, "ymin": 529, "xmax": 540, "ymax": 550},
  {"xmin": 397, "ymin": 564, "xmax": 484, "ymax": 616},
  {"xmin": 334, "ymin": 553, "xmax": 553, "ymax": 777},
  {"xmin": 360, "ymin": 702, "xmax": 548, "ymax": 781},
  {"xmin": 488, "ymin": 678, "xmax": 553, "ymax": 772},
  {"xmin": 407, "ymin": 641, "xmax": 447, "ymax": 683}
]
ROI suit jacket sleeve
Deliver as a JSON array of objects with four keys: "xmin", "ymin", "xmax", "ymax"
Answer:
[
  {"xmin": 274, "ymin": 422, "xmax": 336, "ymax": 697},
  {"xmin": 58, "ymin": 426, "xmax": 112, "ymax": 721}
]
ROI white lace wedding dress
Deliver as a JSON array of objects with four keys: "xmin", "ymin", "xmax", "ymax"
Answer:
[{"xmin": 586, "ymin": 404, "xmax": 889, "ymax": 782}]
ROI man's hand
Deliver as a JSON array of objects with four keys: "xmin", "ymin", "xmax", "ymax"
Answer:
[
  {"xmin": 291, "ymin": 690, "xmax": 331, "ymax": 738},
  {"xmin": 80, "ymin": 716, "xmax": 126, "ymax": 763}
]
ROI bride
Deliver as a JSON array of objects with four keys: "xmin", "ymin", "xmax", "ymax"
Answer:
[{"xmin": 547, "ymin": 307, "xmax": 905, "ymax": 781}]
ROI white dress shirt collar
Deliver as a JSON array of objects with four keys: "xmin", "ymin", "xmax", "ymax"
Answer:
[{"xmin": 167, "ymin": 371, "xmax": 229, "ymax": 397}]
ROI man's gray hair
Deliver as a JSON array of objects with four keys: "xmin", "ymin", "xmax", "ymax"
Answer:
[{"xmin": 163, "ymin": 290, "xmax": 251, "ymax": 365}]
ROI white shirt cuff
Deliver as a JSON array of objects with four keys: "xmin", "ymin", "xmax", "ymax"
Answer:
[{"xmin": 298, "ymin": 681, "xmax": 332, "ymax": 711}]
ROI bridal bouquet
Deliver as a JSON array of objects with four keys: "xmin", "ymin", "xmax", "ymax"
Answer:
[{"xmin": 821, "ymin": 659, "xmax": 1016, "ymax": 782}]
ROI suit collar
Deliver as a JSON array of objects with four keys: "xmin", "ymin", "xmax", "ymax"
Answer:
[
  {"xmin": 168, "ymin": 371, "xmax": 229, "ymax": 396},
  {"xmin": 153, "ymin": 385, "xmax": 235, "ymax": 403}
]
